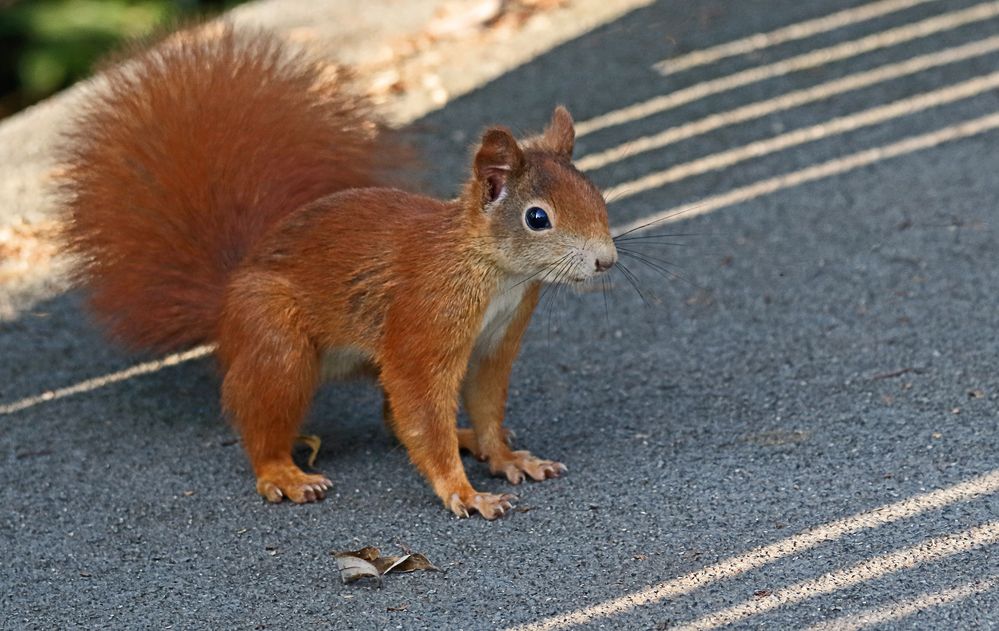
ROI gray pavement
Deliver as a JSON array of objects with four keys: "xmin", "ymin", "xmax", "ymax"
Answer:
[{"xmin": 3, "ymin": 0, "xmax": 999, "ymax": 629}]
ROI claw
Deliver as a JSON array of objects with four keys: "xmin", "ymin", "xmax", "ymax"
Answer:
[
  {"xmin": 505, "ymin": 467, "xmax": 525, "ymax": 485},
  {"xmin": 306, "ymin": 483, "xmax": 326, "ymax": 500},
  {"xmin": 255, "ymin": 467, "xmax": 333, "ymax": 504},
  {"xmin": 262, "ymin": 485, "xmax": 284, "ymax": 503},
  {"xmin": 448, "ymin": 493, "xmax": 471, "ymax": 518},
  {"xmin": 448, "ymin": 491, "xmax": 516, "ymax": 520}
]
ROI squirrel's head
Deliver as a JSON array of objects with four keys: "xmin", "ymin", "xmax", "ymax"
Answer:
[{"xmin": 469, "ymin": 106, "xmax": 616, "ymax": 284}]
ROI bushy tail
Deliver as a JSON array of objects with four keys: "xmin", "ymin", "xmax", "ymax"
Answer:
[{"xmin": 62, "ymin": 25, "xmax": 405, "ymax": 352}]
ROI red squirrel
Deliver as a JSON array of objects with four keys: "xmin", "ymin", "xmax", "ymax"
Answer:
[{"xmin": 62, "ymin": 25, "xmax": 616, "ymax": 519}]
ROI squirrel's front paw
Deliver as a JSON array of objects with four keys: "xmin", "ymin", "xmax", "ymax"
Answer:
[
  {"xmin": 255, "ymin": 463, "xmax": 332, "ymax": 503},
  {"xmin": 448, "ymin": 491, "xmax": 516, "ymax": 520},
  {"xmin": 489, "ymin": 450, "xmax": 567, "ymax": 485}
]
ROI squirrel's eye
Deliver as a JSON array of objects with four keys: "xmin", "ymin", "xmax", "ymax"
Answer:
[{"xmin": 525, "ymin": 207, "xmax": 552, "ymax": 231}]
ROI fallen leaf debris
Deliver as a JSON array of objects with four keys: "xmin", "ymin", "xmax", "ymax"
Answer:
[{"xmin": 334, "ymin": 546, "xmax": 439, "ymax": 586}]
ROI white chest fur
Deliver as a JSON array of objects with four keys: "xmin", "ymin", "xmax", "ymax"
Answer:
[
  {"xmin": 319, "ymin": 278, "xmax": 529, "ymax": 381},
  {"xmin": 475, "ymin": 275, "xmax": 529, "ymax": 356}
]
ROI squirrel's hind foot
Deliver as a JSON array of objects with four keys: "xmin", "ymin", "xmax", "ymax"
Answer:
[
  {"xmin": 456, "ymin": 427, "xmax": 514, "ymax": 460},
  {"xmin": 488, "ymin": 450, "xmax": 567, "ymax": 485},
  {"xmin": 255, "ymin": 464, "xmax": 332, "ymax": 503}
]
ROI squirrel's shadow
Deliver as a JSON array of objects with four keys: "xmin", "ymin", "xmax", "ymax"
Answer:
[{"xmin": 0, "ymin": 290, "xmax": 398, "ymax": 473}]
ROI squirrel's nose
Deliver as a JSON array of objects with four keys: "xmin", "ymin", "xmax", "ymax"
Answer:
[{"xmin": 595, "ymin": 257, "xmax": 615, "ymax": 272}]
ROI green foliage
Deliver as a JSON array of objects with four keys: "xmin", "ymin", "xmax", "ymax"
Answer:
[{"xmin": 0, "ymin": 0, "xmax": 243, "ymax": 117}]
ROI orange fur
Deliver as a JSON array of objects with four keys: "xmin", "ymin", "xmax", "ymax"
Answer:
[
  {"xmin": 62, "ymin": 26, "xmax": 615, "ymax": 518},
  {"xmin": 62, "ymin": 26, "xmax": 400, "ymax": 351}
]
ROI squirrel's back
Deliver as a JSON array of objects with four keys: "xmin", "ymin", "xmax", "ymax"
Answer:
[{"xmin": 62, "ymin": 25, "xmax": 405, "ymax": 352}]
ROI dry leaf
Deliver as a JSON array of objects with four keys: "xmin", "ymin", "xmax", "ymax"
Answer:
[
  {"xmin": 335, "ymin": 554, "xmax": 382, "ymax": 585},
  {"xmin": 385, "ymin": 553, "xmax": 439, "ymax": 574},
  {"xmin": 296, "ymin": 434, "xmax": 322, "ymax": 468},
  {"xmin": 353, "ymin": 546, "xmax": 380, "ymax": 562},
  {"xmin": 334, "ymin": 547, "xmax": 439, "ymax": 585}
]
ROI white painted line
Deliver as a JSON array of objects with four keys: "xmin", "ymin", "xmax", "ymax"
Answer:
[
  {"xmin": 802, "ymin": 577, "xmax": 996, "ymax": 631},
  {"xmin": 0, "ymin": 345, "xmax": 214, "ymax": 415},
  {"xmin": 506, "ymin": 469, "xmax": 999, "ymax": 631},
  {"xmin": 601, "ymin": 70, "xmax": 999, "ymax": 201},
  {"xmin": 577, "ymin": 35, "xmax": 999, "ymax": 171},
  {"xmin": 670, "ymin": 523, "xmax": 999, "ymax": 631},
  {"xmin": 655, "ymin": 0, "xmax": 940, "ymax": 74},
  {"xmin": 611, "ymin": 110, "xmax": 999, "ymax": 237},
  {"xmin": 577, "ymin": 0, "xmax": 999, "ymax": 137}
]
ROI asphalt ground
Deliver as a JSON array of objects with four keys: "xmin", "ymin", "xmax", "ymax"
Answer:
[{"xmin": 3, "ymin": 0, "xmax": 999, "ymax": 628}]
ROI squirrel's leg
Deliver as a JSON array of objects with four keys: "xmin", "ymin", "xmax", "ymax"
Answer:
[
  {"xmin": 384, "ymin": 390, "xmax": 496, "ymax": 457},
  {"xmin": 456, "ymin": 427, "xmax": 513, "ymax": 460},
  {"xmin": 218, "ymin": 276, "xmax": 330, "ymax": 504},
  {"xmin": 462, "ymin": 284, "xmax": 566, "ymax": 485},
  {"xmin": 380, "ymin": 361, "xmax": 513, "ymax": 520}
]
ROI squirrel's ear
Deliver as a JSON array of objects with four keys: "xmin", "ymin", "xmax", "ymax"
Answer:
[
  {"xmin": 474, "ymin": 127, "xmax": 524, "ymax": 204},
  {"xmin": 543, "ymin": 105, "xmax": 575, "ymax": 158}
]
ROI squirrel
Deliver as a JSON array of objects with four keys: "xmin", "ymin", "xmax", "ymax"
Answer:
[{"xmin": 61, "ymin": 25, "xmax": 617, "ymax": 519}]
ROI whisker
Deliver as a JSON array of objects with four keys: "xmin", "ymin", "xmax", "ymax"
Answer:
[
  {"xmin": 614, "ymin": 231, "xmax": 706, "ymax": 240},
  {"xmin": 526, "ymin": 256, "xmax": 567, "ymax": 328},
  {"xmin": 615, "ymin": 240, "xmax": 693, "ymax": 247},
  {"xmin": 613, "ymin": 233, "xmax": 709, "ymax": 246},
  {"xmin": 611, "ymin": 200, "xmax": 709, "ymax": 240},
  {"xmin": 601, "ymin": 274, "xmax": 611, "ymax": 328},
  {"xmin": 506, "ymin": 253, "xmax": 572, "ymax": 294},
  {"xmin": 615, "ymin": 260, "xmax": 652, "ymax": 307},
  {"xmin": 620, "ymin": 251, "xmax": 679, "ymax": 287},
  {"xmin": 603, "ymin": 185, "xmax": 637, "ymax": 205},
  {"xmin": 551, "ymin": 258, "xmax": 577, "ymax": 337},
  {"xmin": 540, "ymin": 258, "xmax": 573, "ymax": 346},
  {"xmin": 619, "ymin": 248, "xmax": 692, "ymax": 270},
  {"xmin": 618, "ymin": 247, "xmax": 701, "ymax": 290},
  {"xmin": 615, "ymin": 241, "xmax": 726, "ymax": 259},
  {"xmin": 537, "ymin": 256, "xmax": 571, "ymax": 304},
  {"xmin": 539, "ymin": 255, "xmax": 570, "ymax": 287}
]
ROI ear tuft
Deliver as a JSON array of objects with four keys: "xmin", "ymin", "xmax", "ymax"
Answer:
[
  {"xmin": 543, "ymin": 105, "xmax": 575, "ymax": 158},
  {"xmin": 474, "ymin": 127, "xmax": 524, "ymax": 204}
]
